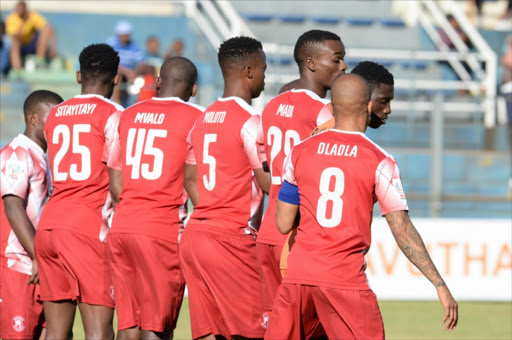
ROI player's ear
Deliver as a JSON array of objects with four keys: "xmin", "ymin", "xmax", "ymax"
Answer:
[
  {"xmin": 27, "ymin": 112, "xmax": 37, "ymax": 127},
  {"xmin": 76, "ymin": 71, "xmax": 82, "ymax": 84},
  {"xmin": 156, "ymin": 76, "xmax": 161, "ymax": 92},
  {"xmin": 191, "ymin": 83, "xmax": 198, "ymax": 98},
  {"xmin": 329, "ymin": 102, "xmax": 333, "ymax": 115},
  {"xmin": 306, "ymin": 57, "xmax": 316, "ymax": 72},
  {"xmin": 367, "ymin": 100, "xmax": 373, "ymax": 115},
  {"xmin": 113, "ymin": 74, "xmax": 120, "ymax": 86},
  {"xmin": 245, "ymin": 65, "xmax": 254, "ymax": 79}
]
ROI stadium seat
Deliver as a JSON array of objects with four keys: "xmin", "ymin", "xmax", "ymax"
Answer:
[
  {"xmin": 344, "ymin": 17, "xmax": 374, "ymax": 26},
  {"xmin": 399, "ymin": 60, "xmax": 428, "ymax": 70},
  {"xmin": 344, "ymin": 59, "xmax": 360, "ymax": 68},
  {"xmin": 379, "ymin": 18, "xmax": 406, "ymax": 27},
  {"xmin": 277, "ymin": 15, "xmax": 306, "ymax": 23},
  {"xmin": 241, "ymin": 13, "xmax": 273, "ymax": 22},
  {"xmin": 311, "ymin": 16, "xmax": 341, "ymax": 25}
]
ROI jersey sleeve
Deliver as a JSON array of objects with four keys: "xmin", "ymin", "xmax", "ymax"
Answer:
[
  {"xmin": 256, "ymin": 117, "xmax": 267, "ymax": 163},
  {"xmin": 103, "ymin": 110, "xmax": 122, "ymax": 167},
  {"xmin": 316, "ymin": 102, "xmax": 333, "ymax": 126},
  {"xmin": 185, "ymin": 123, "xmax": 196, "ymax": 165},
  {"xmin": 281, "ymin": 147, "xmax": 297, "ymax": 186},
  {"xmin": 30, "ymin": 12, "xmax": 48, "ymax": 30},
  {"xmin": 375, "ymin": 157, "xmax": 409, "ymax": 216},
  {"xmin": 1, "ymin": 147, "xmax": 31, "ymax": 200},
  {"xmin": 241, "ymin": 115, "xmax": 263, "ymax": 170}
]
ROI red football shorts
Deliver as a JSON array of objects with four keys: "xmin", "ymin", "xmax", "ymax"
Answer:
[
  {"xmin": 107, "ymin": 233, "xmax": 185, "ymax": 332},
  {"xmin": 179, "ymin": 222, "xmax": 266, "ymax": 339},
  {"xmin": 34, "ymin": 229, "xmax": 114, "ymax": 308},
  {"xmin": 0, "ymin": 265, "xmax": 45, "ymax": 339},
  {"xmin": 266, "ymin": 283, "xmax": 385, "ymax": 340},
  {"xmin": 256, "ymin": 242, "xmax": 283, "ymax": 313}
]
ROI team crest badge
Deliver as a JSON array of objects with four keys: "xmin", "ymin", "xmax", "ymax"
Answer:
[
  {"xmin": 12, "ymin": 315, "xmax": 26, "ymax": 332},
  {"xmin": 392, "ymin": 179, "xmax": 406, "ymax": 199},
  {"xmin": 109, "ymin": 285, "xmax": 115, "ymax": 301},
  {"xmin": 260, "ymin": 312, "xmax": 269, "ymax": 329},
  {"xmin": 5, "ymin": 153, "xmax": 26, "ymax": 183}
]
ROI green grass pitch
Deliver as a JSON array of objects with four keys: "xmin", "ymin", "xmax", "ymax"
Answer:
[{"xmin": 71, "ymin": 299, "xmax": 512, "ymax": 339}]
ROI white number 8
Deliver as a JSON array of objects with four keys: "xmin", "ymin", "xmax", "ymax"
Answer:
[{"xmin": 317, "ymin": 167, "xmax": 344, "ymax": 228}]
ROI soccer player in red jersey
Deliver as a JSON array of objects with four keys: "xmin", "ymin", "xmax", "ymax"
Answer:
[
  {"xmin": 179, "ymin": 36, "xmax": 270, "ymax": 340},
  {"xmin": 266, "ymin": 74, "xmax": 458, "ymax": 339},
  {"xmin": 0, "ymin": 90, "xmax": 63, "ymax": 340},
  {"xmin": 106, "ymin": 57, "xmax": 203, "ymax": 340},
  {"xmin": 35, "ymin": 43, "xmax": 123, "ymax": 340},
  {"xmin": 256, "ymin": 30, "xmax": 347, "ymax": 327}
]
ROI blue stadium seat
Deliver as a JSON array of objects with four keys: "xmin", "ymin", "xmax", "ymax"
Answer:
[
  {"xmin": 241, "ymin": 13, "xmax": 273, "ymax": 22},
  {"xmin": 345, "ymin": 59, "xmax": 360, "ymax": 68},
  {"xmin": 278, "ymin": 15, "xmax": 306, "ymax": 23},
  {"xmin": 399, "ymin": 60, "xmax": 428, "ymax": 70},
  {"xmin": 311, "ymin": 16, "xmax": 341, "ymax": 25},
  {"xmin": 344, "ymin": 17, "xmax": 374, "ymax": 26},
  {"xmin": 375, "ymin": 60, "xmax": 393, "ymax": 68},
  {"xmin": 380, "ymin": 18, "xmax": 406, "ymax": 27}
]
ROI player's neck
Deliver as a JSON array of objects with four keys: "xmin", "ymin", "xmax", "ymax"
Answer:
[
  {"xmin": 297, "ymin": 77, "xmax": 327, "ymax": 98},
  {"xmin": 222, "ymin": 85, "xmax": 252, "ymax": 105},
  {"xmin": 23, "ymin": 129, "xmax": 46, "ymax": 152},
  {"xmin": 81, "ymin": 85, "xmax": 112, "ymax": 99}
]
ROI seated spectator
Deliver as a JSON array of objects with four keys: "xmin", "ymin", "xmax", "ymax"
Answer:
[
  {"xmin": 5, "ymin": 1, "xmax": 57, "ymax": 75},
  {"xmin": 107, "ymin": 20, "xmax": 145, "ymax": 106},
  {"xmin": 145, "ymin": 35, "xmax": 163, "ymax": 72},
  {"xmin": 0, "ymin": 21, "xmax": 11, "ymax": 76}
]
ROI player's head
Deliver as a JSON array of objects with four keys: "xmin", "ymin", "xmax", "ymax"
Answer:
[
  {"xmin": 293, "ymin": 30, "xmax": 347, "ymax": 90},
  {"xmin": 77, "ymin": 43, "xmax": 120, "ymax": 98},
  {"xmin": 15, "ymin": 1, "xmax": 28, "ymax": 18},
  {"xmin": 331, "ymin": 74, "xmax": 372, "ymax": 131},
  {"xmin": 218, "ymin": 36, "xmax": 266, "ymax": 99},
  {"xmin": 351, "ymin": 61, "xmax": 394, "ymax": 129},
  {"xmin": 157, "ymin": 56, "xmax": 198, "ymax": 101},
  {"xmin": 23, "ymin": 90, "xmax": 63, "ymax": 147}
]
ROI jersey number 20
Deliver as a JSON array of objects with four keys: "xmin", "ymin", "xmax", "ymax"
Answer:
[
  {"xmin": 317, "ymin": 167, "xmax": 344, "ymax": 228},
  {"xmin": 267, "ymin": 127, "xmax": 300, "ymax": 185}
]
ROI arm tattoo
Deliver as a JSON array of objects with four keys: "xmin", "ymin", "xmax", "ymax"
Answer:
[{"xmin": 386, "ymin": 211, "xmax": 445, "ymax": 288}]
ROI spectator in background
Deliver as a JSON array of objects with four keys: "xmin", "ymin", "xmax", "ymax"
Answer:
[
  {"xmin": 0, "ymin": 21, "xmax": 11, "ymax": 76},
  {"xmin": 5, "ymin": 1, "xmax": 58, "ymax": 76},
  {"xmin": 145, "ymin": 35, "xmax": 163, "ymax": 72},
  {"xmin": 164, "ymin": 38, "xmax": 184, "ymax": 59},
  {"xmin": 108, "ymin": 20, "xmax": 145, "ymax": 106}
]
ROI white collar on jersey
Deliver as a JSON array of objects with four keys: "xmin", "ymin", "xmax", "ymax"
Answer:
[
  {"xmin": 330, "ymin": 129, "xmax": 365, "ymax": 136},
  {"xmin": 74, "ymin": 94, "xmax": 107, "ymax": 100},
  {"xmin": 151, "ymin": 97, "xmax": 184, "ymax": 102},
  {"xmin": 217, "ymin": 96, "xmax": 260, "ymax": 116}
]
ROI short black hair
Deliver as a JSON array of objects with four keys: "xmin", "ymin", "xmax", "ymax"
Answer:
[
  {"xmin": 217, "ymin": 36, "xmax": 263, "ymax": 70},
  {"xmin": 351, "ymin": 61, "xmax": 394, "ymax": 90},
  {"xmin": 23, "ymin": 90, "xmax": 63, "ymax": 117},
  {"xmin": 294, "ymin": 30, "xmax": 341, "ymax": 69},
  {"xmin": 160, "ymin": 56, "xmax": 197, "ymax": 92},
  {"xmin": 79, "ymin": 43, "xmax": 120, "ymax": 83}
]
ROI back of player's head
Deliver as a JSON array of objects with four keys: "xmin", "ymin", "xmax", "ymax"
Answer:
[
  {"xmin": 159, "ymin": 56, "xmax": 197, "ymax": 93},
  {"xmin": 294, "ymin": 30, "xmax": 341, "ymax": 70},
  {"xmin": 79, "ymin": 43, "xmax": 120, "ymax": 84},
  {"xmin": 23, "ymin": 90, "xmax": 63, "ymax": 119},
  {"xmin": 351, "ymin": 61, "xmax": 394, "ymax": 90},
  {"xmin": 331, "ymin": 74, "xmax": 370, "ymax": 117},
  {"xmin": 217, "ymin": 36, "xmax": 263, "ymax": 71}
]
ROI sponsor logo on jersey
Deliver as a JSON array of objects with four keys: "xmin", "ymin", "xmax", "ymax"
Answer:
[
  {"xmin": 392, "ymin": 178, "xmax": 406, "ymax": 199},
  {"xmin": 12, "ymin": 315, "xmax": 26, "ymax": 332}
]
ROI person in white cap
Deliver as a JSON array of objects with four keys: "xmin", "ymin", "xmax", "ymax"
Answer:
[{"xmin": 107, "ymin": 20, "xmax": 146, "ymax": 106}]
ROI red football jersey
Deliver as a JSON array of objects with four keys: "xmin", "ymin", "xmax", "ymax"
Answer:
[
  {"xmin": 188, "ymin": 97, "xmax": 265, "ymax": 233},
  {"xmin": 282, "ymin": 129, "xmax": 408, "ymax": 290},
  {"xmin": 1, "ymin": 135, "xmax": 51, "ymax": 275},
  {"xmin": 108, "ymin": 97, "xmax": 204, "ymax": 242},
  {"xmin": 257, "ymin": 89, "xmax": 332, "ymax": 245},
  {"xmin": 39, "ymin": 94, "xmax": 123, "ymax": 240}
]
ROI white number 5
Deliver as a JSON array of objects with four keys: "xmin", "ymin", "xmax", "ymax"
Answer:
[{"xmin": 203, "ymin": 134, "xmax": 217, "ymax": 191}]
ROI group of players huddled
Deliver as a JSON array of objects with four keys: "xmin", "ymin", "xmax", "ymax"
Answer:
[{"xmin": 1, "ymin": 30, "xmax": 458, "ymax": 340}]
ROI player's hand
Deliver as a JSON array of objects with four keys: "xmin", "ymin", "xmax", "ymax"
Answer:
[
  {"xmin": 28, "ymin": 259, "xmax": 39, "ymax": 285},
  {"xmin": 437, "ymin": 285, "xmax": 458, "ymax": 331}
]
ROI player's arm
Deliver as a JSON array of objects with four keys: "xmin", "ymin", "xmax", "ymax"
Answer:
[
  {"xmin": 184, "ymin": 164, "xmax": 199, "ymax": 206},
  {"xmin": 254, "ymin": 168, "xmax": 270, "ymax": 194},
  {"xmin": 276, "ymin": 180, "xmax": 300, "ymax": 234},
  {"xmin": 385, "ymin": 210, "xmax": 458, "ymax": 331},
  {"xmin": 2, "ymin": 195, "xmax": 39, "ymax": 284},
  {"xmin": 108, "ymin": 167, "xmax": 122, "ymax": 209}
]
